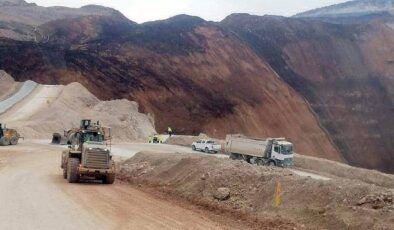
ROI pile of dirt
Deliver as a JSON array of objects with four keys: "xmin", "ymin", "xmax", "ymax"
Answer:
[
  {"xmin": 294, "ymin": 154, "xmax": 394, "ymax": 188},
  {"xmin": 357, "ymin": 192, "xmax": 394, "ymax": 210},
  {"xmin": 0, "ymin": 81, "xmax": 156, "ymax": 141},
  {"xmin": 119, "ymin": 152, "xmax": 394, "ymax": 230},
  {"xmin": 0, "ymin": 70, "xmax": 20, "ymax": 100}
]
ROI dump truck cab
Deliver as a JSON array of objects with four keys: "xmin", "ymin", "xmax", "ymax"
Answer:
[
  {"xmin": 269, "ymin": 140, "xmax": 294, "ymax": 167},
  {"xmin": 61, "ymin": 119, "xmax": 115, "ymax": 184}
]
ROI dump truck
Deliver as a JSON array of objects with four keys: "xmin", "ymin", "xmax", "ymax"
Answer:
[
  {"xmin": 61, "ymin": 119, "xmax": 115, "ymax": 184},
  {"xmin": 0, "ymin": 123, "xmax": 22, "ymax": 146},
  {"xmin": 225, "ymin": 135, "xmax": 294, "ymax": 167}
]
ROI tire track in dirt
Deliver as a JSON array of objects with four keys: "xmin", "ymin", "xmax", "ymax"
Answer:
[{"xmin": 0, "ymin": 142, "xmax": 234, "ymax": 230}]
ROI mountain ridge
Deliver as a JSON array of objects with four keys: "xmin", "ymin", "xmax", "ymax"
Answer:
[{"xmin": 295, "ymin": 0, "xmax": 394, "ymax": 18}]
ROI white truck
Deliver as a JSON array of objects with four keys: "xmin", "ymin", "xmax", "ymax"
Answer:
[
  {"xmin": 192, "ymin": 139, "xmax": 221, "ymax": 153},
  {"xmin": 225, "ymin": 135, "xmax": 294, "ymax": 167}
]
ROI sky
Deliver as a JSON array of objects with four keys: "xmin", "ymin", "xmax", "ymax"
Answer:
[{"xmin": 27, "ymin": 0, "xmax": 348, "ymax": 23}]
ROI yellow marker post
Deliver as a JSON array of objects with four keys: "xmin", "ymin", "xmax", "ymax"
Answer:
[{"xmin": 274, "ymin": 181, "xmax": 281, "ymax": 208}]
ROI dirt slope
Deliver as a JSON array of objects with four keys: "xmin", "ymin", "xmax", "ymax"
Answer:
[
  {"xmin": 0, "ymin": 16, "xmax": 342, "ymax": 161},
  {"xmin": 3, "ymin": 2, "xmax": 394, "ymax": 172},
  {"xmin": 120, "ymin": 151, "xmax": 394, "ymax": 230},
  {"xmin": 0, "ymin": 142, "xmax": 246, "ymax": 230},
  {"xmin": 0, "ymin": 78, "xmax": 155, "ymax": 141},
  {"xmin": 221, "ymin": 14, "xmax": 394, "ymax": 173}
]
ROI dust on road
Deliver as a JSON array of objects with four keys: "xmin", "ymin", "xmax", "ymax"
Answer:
[{"xmin": 0, "ymin": 142, "xmax": 234, "ymax": 230}]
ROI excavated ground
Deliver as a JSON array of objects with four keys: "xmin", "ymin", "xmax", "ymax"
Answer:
[
  {"xmin": 0, "ymin": 141, "xmax": 256, "ymax": 230},
  {"xmin": 0, "ymin": 78, "xmax": 156, "ymax": 141},
  {"xmin": 119, "ymin": 152, "xmax": 394, "ymax": 230}
]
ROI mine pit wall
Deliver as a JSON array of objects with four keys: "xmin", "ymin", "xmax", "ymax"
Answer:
[
  {"xmin": 0, "ymin": 24, "xmax": 343, "ymax": 163},
  {"xmin": 221, "ymin": 16, "xmax": 394, "ymax": 173}
]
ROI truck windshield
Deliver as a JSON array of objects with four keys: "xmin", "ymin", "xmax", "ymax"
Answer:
[
  {"xmin": 281, "ymin": 145, "xmax": 293, "ymax": 155},
  {"xmin": 82, "ymin": 132, "xmax": 103, "ymax": 143},
  {"xmin": 207, "ymin": 141, "xmax": 215, "ymax": 144}
]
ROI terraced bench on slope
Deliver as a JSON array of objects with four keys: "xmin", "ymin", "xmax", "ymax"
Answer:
[{"xmin": 0, "ymin": 80, "xmax": 38, "ymax": 115}]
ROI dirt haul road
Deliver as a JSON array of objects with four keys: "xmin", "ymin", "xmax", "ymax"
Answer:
[{"xmin": 0, "ymin": 142, "xmax": 236, "ymax": 230}]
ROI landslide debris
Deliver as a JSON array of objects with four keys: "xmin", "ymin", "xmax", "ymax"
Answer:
[
  {"xmin": 119, "ymin": 152, "xmax": 394, "ymax": 230},
  {"xmin": 0, "ymin": 14, "xmax": 342, "ymax": 163}
]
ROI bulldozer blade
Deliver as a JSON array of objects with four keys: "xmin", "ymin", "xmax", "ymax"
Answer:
[
  {"xmin": 0, "ymin": 137, "xmax": 8, "ymax": 146},
  {"xmin": 51, "ymin": 133, "xmax": 62, "ymax": 145}
]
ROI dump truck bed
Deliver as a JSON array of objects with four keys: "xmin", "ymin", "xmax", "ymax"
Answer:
[{"xmin": 225, "ymin": 135, "xmax": 272, "ymax": 158}]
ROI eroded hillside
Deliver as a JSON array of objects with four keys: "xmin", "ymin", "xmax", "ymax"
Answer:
[
  {"xmin": 3, "ymin": 1, "xmax": 394, "ymax": 173},
  {"xmin": 0, "ymin": 13, "xmax": 342, "ymax": 161},
  {"xmin": 222, "ymin": 14, "xmax": 394, "ymax": 172}
]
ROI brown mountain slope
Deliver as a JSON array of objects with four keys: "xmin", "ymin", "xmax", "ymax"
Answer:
[
  {"xmin": 222, "ymin": 14, "xmax": 394, "ymax": 173},
  {"xmin": 0, "ymin": 15, "xmax": 341, "ymax": 161},
  {"xmin": 0, "ymin": 0, "xmax": 127, "ymax": 40}
]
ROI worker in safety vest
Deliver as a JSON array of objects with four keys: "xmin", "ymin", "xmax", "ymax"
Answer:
[{"xmin": 168, "ymin": 127, "xmax": 173, "ymax": 137}]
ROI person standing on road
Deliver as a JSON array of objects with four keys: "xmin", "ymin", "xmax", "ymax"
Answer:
[{"xmin": 168, "ymin": 127, "xmax": 173, "ymax": 137}]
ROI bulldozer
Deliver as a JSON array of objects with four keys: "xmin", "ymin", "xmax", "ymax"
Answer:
[
  {"xmin": 0, "ymin": 123, "xmax": 22, "ymax": 146},
  {"xmin": 60, "ymin": 119, "xmax": 115, "ymax": 184}
]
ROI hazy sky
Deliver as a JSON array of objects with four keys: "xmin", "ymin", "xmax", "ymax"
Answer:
[{"xmin": 27, "ymin": 0, "xmax": 348, "ymax": 23}]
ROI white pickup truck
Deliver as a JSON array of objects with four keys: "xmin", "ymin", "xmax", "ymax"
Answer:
[{"xmin": 192, "ymin": 140, "xmax": 221, "ymax": 153}]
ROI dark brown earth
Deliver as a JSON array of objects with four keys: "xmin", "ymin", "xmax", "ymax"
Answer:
[
  {"xmin": 0, "ymin": 12, "xmax": 341, "ymax": 162},
  {"xmin": 1, "ymin": 1, "xmax": 394, "ymax": 173},
  {"xmin": 221, "ymin": 14, "xmax": 394, "ymax": 173}
]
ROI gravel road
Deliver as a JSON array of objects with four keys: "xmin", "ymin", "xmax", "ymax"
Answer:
[{"xmin": 0, "ymin": 141, "xmax": 231, "ymax": 230}]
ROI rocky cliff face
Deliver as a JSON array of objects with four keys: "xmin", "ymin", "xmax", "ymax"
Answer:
[{"xmin": 222, "ymin": 13, "xmax": 394, "ymax": 172}]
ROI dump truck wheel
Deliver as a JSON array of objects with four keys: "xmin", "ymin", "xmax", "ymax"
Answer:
[
  {"xmin": 268, "ymin": 161, "xmax": 276, "ymax": 167},
  {"xmin": 230, "ymin": 153, "xmax": 238, "ymax": 160},
  {"xmin": 192, "ymin": 145, "xmax": 196, "ymax": 151},
  {"xmin": 103, "ymin": 174, "xmax": 115, "ymax": 184},
  {"xmin": 67, "ymin": 158, "xmax": 80, "ymax": 183},
  {"xmin": 10, "ymin": 137, "xmax": 18, "ymax": 145},
  {"xmin": 0, "ymin": 137, "xmax": 9, "ymax": 146},
  {"xmin": 256, "ymin": 158, "xmax": 265, "ymax": 166},
  {"xmin": 205, "ymin": 147, "xmax": 209, "ymax": 153}
]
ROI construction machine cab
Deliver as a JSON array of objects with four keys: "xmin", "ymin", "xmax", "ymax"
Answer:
[
  {"xmin": 61, "ymin": 119, "xmax": 115, "ymax": 184},
  {"xmin": 78, "ymin": 119, "xmax": 105, "ymax": 144},
  {"xmin": 80, "ymin": 119, "xmax": 92, "ymax": 130},
  {"xmin": 81, "ymin": 131, "xmax": 103, "ymax": 143}
]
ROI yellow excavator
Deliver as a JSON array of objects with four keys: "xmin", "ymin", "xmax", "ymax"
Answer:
[{"xmin": 0, "ymin": 123, "xmax": 22, "ymax": 146}]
